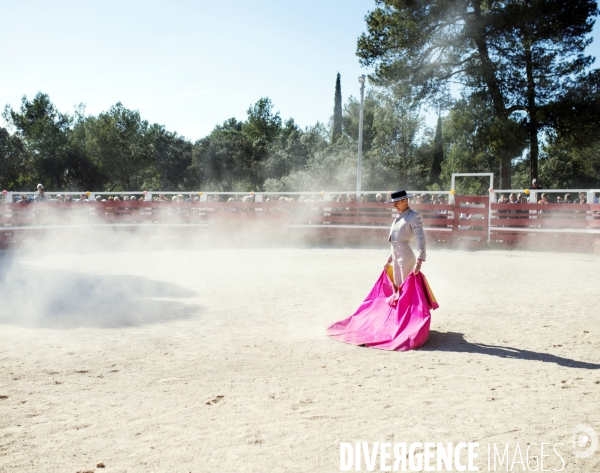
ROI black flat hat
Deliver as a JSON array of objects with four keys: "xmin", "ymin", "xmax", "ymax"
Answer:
[{"xmin": 386, "ymin": 190, "xmax": 413, "ymax": 203}]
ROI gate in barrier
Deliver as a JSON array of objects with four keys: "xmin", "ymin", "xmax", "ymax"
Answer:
[{"xmin": 452, "ymin": 195, "xmax": 490, "ymax": 248}]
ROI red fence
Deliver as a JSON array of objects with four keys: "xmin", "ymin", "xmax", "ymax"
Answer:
[
  {"xmin": 1, "ymin": 199, "xmax": 599, "ymax": 252},
  {"xmin": 490, "ymin": 202, "xmax": 600, "ymax": 252}
]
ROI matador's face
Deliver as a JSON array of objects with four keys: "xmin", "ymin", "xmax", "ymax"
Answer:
[{"xmin": 393, "ymin": 199, "xmax": 409, "ymax": 212}]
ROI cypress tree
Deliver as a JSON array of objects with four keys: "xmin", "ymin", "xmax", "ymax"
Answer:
[
  {"xmin": 430, "ymin": 115, "xmax": 443, "ymax": 185},
  {"xmin": 332, "ymin": 73, "xmax": 342, "ymax": 144}
]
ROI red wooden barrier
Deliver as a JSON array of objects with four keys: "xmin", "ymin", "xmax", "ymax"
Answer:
[
  {"xmin": 489, "ymin": 202, "xmax": 600, "ymax": 252},
  {"xmin": 2, "ymin": 199, "xmax": 598, "ymax": 252},
  {"xmin": 452, "ymin": 195, "xmax": 489, "ymax": 249}
]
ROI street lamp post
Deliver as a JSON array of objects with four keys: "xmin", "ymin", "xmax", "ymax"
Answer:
[{"xmin": 357, "ymin": 75, "xmax": 366, "ymax": 199}]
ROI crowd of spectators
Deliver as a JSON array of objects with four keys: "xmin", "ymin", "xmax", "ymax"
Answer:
[{"xmin": 6, "ymin": 184, "xmax": 598, "ymax": 208}]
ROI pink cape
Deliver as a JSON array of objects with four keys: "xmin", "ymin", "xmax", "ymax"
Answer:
[{"xmin": 326, "ymin": 270, "xmax": 439, "ymax": 351}]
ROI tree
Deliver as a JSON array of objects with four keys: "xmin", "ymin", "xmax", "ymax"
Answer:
[
  {"xmin": 85, "ymin": 103, "xmax": 154, "ymax": 191},
  {"xmin": 357, "ymin": 0, "xmax": 598, "ymax": 188},
  {"xmin": 150, "ymin": 125, "xmax": 195, "ymax": 190},
  {"xmin": 3, "ymin": 93, "xmax": 71, "ymax": 190},
  {"xmin": 430, "ymin": 116, "xmax": 444, "ymax": 185},
  {"xmin": 367, "ymin": 91, "xmax": 430, "ymax": 190},
  {"xmin": 332, "ymin": 73, "xmax": 343, "ymax": 143},
  {"xmin": 0, "ymin": 127, "xmax": 27, "ymax": 190},
  {"xmin": 193, "ymin": 118, "xmax": 254, "ymax": 192},
  {"xmin": 342, "ymin": 90, "xmax": 378, "ymax": 152}
]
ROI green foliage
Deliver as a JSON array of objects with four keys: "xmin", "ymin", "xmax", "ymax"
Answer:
[
  {"xmin": 430, "ymin": 116, "xmax": 443, "ymax": 185},
  {"xmin": 0, "ymin": 127, "xmax": 27, "ymax": 190},
  {"xmin": 4, "ymin": 93, "xmax": 72, "ymax": 189},
  {"xmin": 356, "ymin": 0, "xmax": 599, "ymax": 187},
  {"xmin": 332, "ymin": 73, "xmax": 343, "ymax": 143}
]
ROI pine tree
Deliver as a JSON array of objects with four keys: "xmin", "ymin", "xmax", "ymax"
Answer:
[
  {"xmin": 357, "ymin": 0, "xmax": 597, "ymax": 188},
  {"xmin": 430, "ymin": 115, "xmax": 444, "ymax": 185},
  {"xmin": 332, "ymin": 73, "xmax": 342, "ymax": 144}
]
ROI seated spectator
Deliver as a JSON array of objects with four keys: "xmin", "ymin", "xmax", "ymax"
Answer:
[
  {"xmin": 79, "ymin": 193, "xmax": 88, "ymax": 202},
  {"xmin": 131, "ymin": 196, "xmax": 137, "ymax": 201},
  {"xmin": 65, "ymin": 195, "xmax": 73, "ymax": 202},
  {"xmin": 95, "ymin": 195, "xmax": 102, "ymax": 201},
  {"xmin": 56, "ymin": 194, "xmax": 64, "ymax": 202},
  {"xmin": 375, "ymin": 193, "xmax": 382, "ymax": 203},
  {"xmin": 107, "ymin": 196, "xmax": 114, "ymax": 202},
  {"xmin": 194, "ymin": 196, "xmax": 200, "ymax": 202},
  {"xmin": 171, "ymin": 195, "xmax": 179, "ymax": 202},
  {"xmin": 213, "ymin": 194, "xmax": 222, "ymax": 202},
  {"xmin": 564, "ymin": 193, "xmax": 572, "ymax": 204},
  {"xmin": 227, "ymin": 197, "xmax": 235, "ymax": 202},
  {"xmin": 556, "ymin": 195, "xmax": 563, "ymax": 204},
  {"xmin": 113, "ymin": 196, "xmax": 120, "ymax": 202},
  {"xmin": 538, "ymin": 193, "xmax": 550, "ymax": 204},
  {"xmin": 123, "ymin": 196, "xmax": 130, "ymax": 201}
]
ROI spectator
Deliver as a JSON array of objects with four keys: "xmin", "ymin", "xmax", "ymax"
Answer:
[
  {"xmin": 34, "ymin": 184, "xmax": 47, "ymax": 202},
  {"xmin": 131, "ymin": 196, "xmax": 137, "ymax": 201},
  {"xmin": 531, "ymin": 179, "xmax": 541, "ymax": 189},
  {"xmin": 113, "ymin": 196, "xmax": 120, "ymax": 202},
  {"xmin": 79, "ymin": 193, "xmax": 88, "ymax": 202},
  {"xmin": 123, "ymin": 196, "xmax": 130, "ymax": 201},
  {"xmin": 564, "ymin": 193, "xmax": 572, "ymax": 204},
  {"xmin": 65, "ymin": 195, "xmax": 73, "ymax": 202},
  {"xmin": 95, "ymin": 195, "xmax": 102, "ymax": 201},
  {"xmin": 56, "ymin": 194, "xmax": 64, "ymax": 202},
  {"xmin": 538, "ymin": 193, "xmax": 549, "ymax": 205},
  {"xmin": 556, "ymin": 195, "xmax": 563, "ymax": 204},
  {"xmin": 213, "ymin": 194, "xmax": 222, "ymax": 202},
  {"xmin": 375, "ymin": 193, "xmax": 383, "ymax": 203}
]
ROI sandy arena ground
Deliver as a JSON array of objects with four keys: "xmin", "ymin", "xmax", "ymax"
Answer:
[{"xmin": 0, "ymin": 243, "xmax": 599, "ymax": 472}]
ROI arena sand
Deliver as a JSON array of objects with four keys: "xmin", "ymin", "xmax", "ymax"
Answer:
[{"xmin": 0, "ymin": 245, "xmax": 599, "ymax": 472}]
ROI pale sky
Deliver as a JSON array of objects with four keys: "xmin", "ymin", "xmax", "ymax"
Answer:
[{"xmin": 2, "ymin": 0, "xmax": 599, "ymax": 140}]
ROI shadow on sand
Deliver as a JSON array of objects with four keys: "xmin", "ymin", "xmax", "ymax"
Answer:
[
  {"xmin": 0, "ymin": 255, "xmax": 198, "ymax": 329},
  {"xmin": 423, "ymin": 331, "xmax": 600, "ymax": 370}
]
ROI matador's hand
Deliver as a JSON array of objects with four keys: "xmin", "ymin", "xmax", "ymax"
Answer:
[{"xmin": 412, "ymin": 259, "xmax": 422, "ymax": 275}]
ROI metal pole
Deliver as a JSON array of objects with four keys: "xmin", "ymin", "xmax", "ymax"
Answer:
[{"xmin": 357, "ymin": 75, "xmax": 366, "ymax": 199}]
